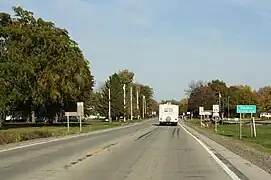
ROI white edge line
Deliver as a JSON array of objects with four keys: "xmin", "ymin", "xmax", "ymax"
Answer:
[
  {"xmin": 178, "ymin": 122, "xmax": 241, "ymax": 180},
  {"xmin": 0, "ymin": 121, "xmax": 144, "ymax": 153}
]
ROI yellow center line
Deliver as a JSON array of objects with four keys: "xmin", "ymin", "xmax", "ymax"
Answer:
[
  {"xmin": 86, "ymin": 135, "xmax": 131, "ymax": 157},
  {"xmin": 86, "ymin": 147, "xmax": 105, "ymax": 156}
]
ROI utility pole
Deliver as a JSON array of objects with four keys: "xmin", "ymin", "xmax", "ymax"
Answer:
[
  {"xmin": 142, "ymin": 95, "xmax": 145, "ymax": 119},
  {"xmin": 228, "ymin": 96, "xmax": 230, "ymax": 120},
  {"xmin": 145, "ymin": 97, "xmax": 147, "ymax": 116},
  {"xmin": 136, "ymin": 89, "xmax": 139, "ymax": 119},
  {"xmin": 130, "ymin": 86, "xmax": 133, "ymax": 120},
  {"xmin": 108, "ymin": 88, "xmax": 111, "ymax": 123},
  {"xmin": 219, "ymin": 91, "xmax": 221, "ymax": 119},
  {"xmin": 123, "ymin": 84, "xmax": 126, "ymax": 122}
]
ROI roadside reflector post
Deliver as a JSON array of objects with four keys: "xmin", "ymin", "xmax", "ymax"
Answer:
[{"xmin": 200, "ymin": 115, "xmax": 202, "ymax": 127}]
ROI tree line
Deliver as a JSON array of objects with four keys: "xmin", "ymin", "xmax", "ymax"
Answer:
[
  {"xmin": 178, "ymin": 79, "xmax": 271, "ymax": 117},
  {"xmin": 90, "ymin": 70, "xmax": 158, "ymax": 120},
  {"xmin": 0, "ymin": 6, "xmax": 158, "ymax": 126}
]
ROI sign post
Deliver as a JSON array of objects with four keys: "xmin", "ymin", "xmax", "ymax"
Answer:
[
  {"xmin": 199, "ymin": 107, "xmax": 204, "ymax": 127},
  {"xmin": 253, "ymin": 117, "xmax": 257, "ymax": 137},
  {"xmin": 236, "ymin": 105, "xmax": 256, "ymax": 139},
  {"xmin": 77, "ymin": 102, "xmax": 84, "ymax": 132},
  {"xmin": 65, "ymin": 112, "xmax": 78, "ymax": 132},
  {"xmin": 187, "ymin": 112, "xmax": 191, "ymax": 120},
  {"xmin": 250, "ymin": 113, "xmax": 253, "ymax": 137},
  {"xmin": 213, "ymin": 105, "xmax": 219, "ymax": 133},
  {"xmin": 66, "ymin": 112, "xmax": 70, "ymax": 132}
]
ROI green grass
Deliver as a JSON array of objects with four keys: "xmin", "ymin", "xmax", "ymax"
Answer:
[
  {"xmin": 0, "ymin": 119, "xmax": 146, "ymax": 145},
  {"xmin": 185, "ymin": 119, "xmax": 271, "ymax": 153}
]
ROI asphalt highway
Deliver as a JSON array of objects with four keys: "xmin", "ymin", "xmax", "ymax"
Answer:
[{"xmin": 1, "ymin": 119, "xmax": 235, "ymax": 180}]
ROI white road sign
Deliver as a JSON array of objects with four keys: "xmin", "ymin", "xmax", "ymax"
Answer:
[
  {"xmin": 212, "ymin": 105, "xmax": 219, "ymax": 113},
  {"xmin": 65, "ymin": 112, "xmax": 78, "ymax": 116},
  {"xmin": 199, "ymin": 107, "xmax": 204, "ymax": 115},
  {"xmin": 77, "ymin": 102, "xmax": 84, "ymax": 116}
]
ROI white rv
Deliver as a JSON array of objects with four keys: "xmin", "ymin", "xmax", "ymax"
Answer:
[{"xmin": 159, "ymin": 102, "xmax": 179, "ymax": 126}]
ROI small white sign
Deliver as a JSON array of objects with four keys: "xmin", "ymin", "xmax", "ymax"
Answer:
[
  {"xmin": 77, "ymin": 102, "xmax": 84, "ymax": 116},
  {"xmin": 65, "ymin": 112, "xmax": 78, "ymax": 116},
  {"xmin": 213, "ymin": 105, "xmax": 219, "ymax": 113},
  {"xmin": 203, "ymin": 111, "xmax": 212, "ymax": 116},
  {"xmin": 187, "ymin": 112, "xmax": 190, "ymax": 115},
  {"xmin": 199, "ymin": 107, "xmax": 204, "ymax": 115}
]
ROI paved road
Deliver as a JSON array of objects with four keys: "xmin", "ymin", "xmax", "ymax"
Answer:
[{"xmin": 1, "ymin": 119, "xmax": 234, "ymax": 180}]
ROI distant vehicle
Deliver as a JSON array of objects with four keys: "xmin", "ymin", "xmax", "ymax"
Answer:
[
  {"xmin": 260, "ymin": 113, "xmax": 271, "ymax": 119},
  {"xmin": 159, "ymin": 102, "xmax": 179, "ymax": 126}
]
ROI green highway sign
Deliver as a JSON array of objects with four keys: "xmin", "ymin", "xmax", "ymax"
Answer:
[{"xmin": 236, "ymin": 105, "xmax": 256, "ymax": 114}]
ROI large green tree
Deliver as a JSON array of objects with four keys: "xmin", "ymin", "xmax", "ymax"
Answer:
[
  {"xmin": 96, "ymin": 70, "xmax": 156, "ymax": 120},
  {"xmin": 98, "ymin": 73, "xmax": 123, "ymax": 120},
  {"xmin": 0, "ymin": 6, "xmax": 94, "ymax": 125}
]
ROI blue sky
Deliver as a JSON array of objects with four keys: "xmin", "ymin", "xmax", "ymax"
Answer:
[{"xmin": 1, "ymin": 0, "xmax": 271, "ymax": 101}]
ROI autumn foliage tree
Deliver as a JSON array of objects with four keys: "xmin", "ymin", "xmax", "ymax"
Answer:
[
  {"xmin": 184, "ymin": 79, "xmax": 267, "ymax": 118},
  {"xmin": 179, "ymin": 98, "xmax": 188, "ymax": 113},
  {"xmin": 256, "ymin": 86, "xmax": 271, "ymax": 113}
]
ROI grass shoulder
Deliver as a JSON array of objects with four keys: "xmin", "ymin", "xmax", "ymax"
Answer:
[
  {"xmin": 185, "ymin": 119, "xmax": 271, "ymax": 153},
  {"xmin": 184, "ymin": 118, "xmax": 271, "ymax": 174},
  {"xmin": 0, "ymin": 118, "xmax": 147, "ymax": 145}
]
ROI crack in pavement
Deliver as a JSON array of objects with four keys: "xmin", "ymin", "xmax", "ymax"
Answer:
[{"xmin": 64, "ymin": 143, "xmax": 118, "ymax": 170}]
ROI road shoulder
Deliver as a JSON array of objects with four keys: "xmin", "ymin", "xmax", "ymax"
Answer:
[
  {"xmin": 179, "ymin": 120, "xmax": 271, "ymax": 180},
  {"xmin": 0, "ymin": 119, "xmax": 153, "ymax": 152}
]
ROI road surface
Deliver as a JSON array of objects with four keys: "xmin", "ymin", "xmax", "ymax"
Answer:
[{"xmin": 1, "ymin": 119, "xmax": 234, "ymax": 180}]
